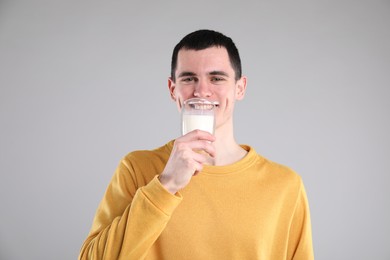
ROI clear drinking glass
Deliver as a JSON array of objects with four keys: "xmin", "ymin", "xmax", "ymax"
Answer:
[{"xmin": 181, "ymin": 98, "xmax": 218, "ymax": 136}]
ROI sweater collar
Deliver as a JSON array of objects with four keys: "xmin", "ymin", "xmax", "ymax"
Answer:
[{"xmin": 165, "ymin": 140, "xmax": 260, "ymax": 175}]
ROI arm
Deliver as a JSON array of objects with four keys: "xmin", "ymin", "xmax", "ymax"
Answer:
[
  {"xmin": 78, "ymin": 160, "xmax": 182, "ymax": 260},
  {"xmin": 79, "ymin": 131, "xmax": 214, "ymax": 259},
  {"xmin": 288, "ymin": 181, "xmax": 315, "ymax": 260}
]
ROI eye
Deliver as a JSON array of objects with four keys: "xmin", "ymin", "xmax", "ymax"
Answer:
[
  {"xmin": 181, "ymin": 77, "xmax": 196, "ymax": 83},
  {"xmin": 211, "ymin": 77, "xmax": 225, "ymax": 82}
]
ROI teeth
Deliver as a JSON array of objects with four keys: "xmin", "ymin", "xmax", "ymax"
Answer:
[{"xmin": 194, "ymin": 104, "xmax": 214, "ymax": 110}]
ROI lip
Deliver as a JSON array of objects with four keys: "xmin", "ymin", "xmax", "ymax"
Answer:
[{"xmin": 184, "ymin": 98, "xmax": 219, "ymax": 106}]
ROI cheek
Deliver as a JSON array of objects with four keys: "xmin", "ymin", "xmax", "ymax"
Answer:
[
  {"xmin": 213, "ymin": 88, "xmax": 227, "ymax": 100},
  {"xmin": 174, "ymin": 88, "xmax": 193, "ymax": 108},
  {"xmin": 176, "ymin": 88, "xmax": 194, "ymax": 100},
  {"xmin": 218, "ymin": 88, "xmax": 236, "ymax": 103}
]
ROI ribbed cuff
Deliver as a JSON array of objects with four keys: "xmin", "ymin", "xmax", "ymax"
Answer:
[{"xmin": 140, "ymin": 175, "xmax": 183, "ymax": 216}]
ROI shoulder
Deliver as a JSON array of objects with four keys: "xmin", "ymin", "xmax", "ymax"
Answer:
[
  {"xmin": 257, "ymin": 156, "xmax": 307, "ymax": 206},
  {"xmin": 120, "ymin": 141, "xmax": 173, "ymax": 171},
  {"xmin": 266, "ymin": 157, "xmax": 301, "ymax": 180},
  {"xmin": 112, "ymin": 141, "xmax": 173, "ymax": 187},
  {"xmin": 253, "ymin": 151, "xmax": 303, "ymax": 189}
]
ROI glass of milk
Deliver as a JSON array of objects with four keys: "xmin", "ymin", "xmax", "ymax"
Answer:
[{"xmin": 182, "ymin": 98, "xmax": 218, "ymax": 135}]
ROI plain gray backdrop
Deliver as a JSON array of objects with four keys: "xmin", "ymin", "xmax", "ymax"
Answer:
[{"xmin": 0, "ymin": 0, "xmax": 389, "ymax": 259}]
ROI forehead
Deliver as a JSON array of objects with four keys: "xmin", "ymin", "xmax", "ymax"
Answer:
[{"xmin": 176, "ymin": 47, "xmax": 233, "ymax": 74}]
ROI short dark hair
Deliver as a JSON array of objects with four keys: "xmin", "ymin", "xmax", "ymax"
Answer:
[{"xmin": 171, "ymin": 29, "xmax": 242, "ymax": 82}]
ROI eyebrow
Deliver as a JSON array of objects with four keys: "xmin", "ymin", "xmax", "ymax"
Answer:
[
  {"xmin": 177, "ymin": 71, "xmax": 229, "ymax": 78},
  {"xmin": 209, "ymin": 71, "xmax": 229, "ymax": 77},
  {"xmin": 178, "ymin": 71, "xmax": 197, "ymax": 78}
]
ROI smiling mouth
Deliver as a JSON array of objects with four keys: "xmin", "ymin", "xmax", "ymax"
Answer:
[{"xmin": 184, "ymin": 98, "xmax": 219, "ymax": 109}]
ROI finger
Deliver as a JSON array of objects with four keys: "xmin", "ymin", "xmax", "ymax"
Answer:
[
  {"xmin": 188, "ymin": 140, "xmax": 216, "ymax": 158},
  {"xmin": 173, "ymin": 137, "xmax": 216, "ymax": 158},
  {"xmin": 193, "ymin": 160, "xmax": 203, "ymax": 173},
  {"xmin": 191, "ymin": 150, "xmax": 212, "ymax": 164},
  {"xmin": 181, "ymin": 129, "xmax": 216, "ymax": 142}
]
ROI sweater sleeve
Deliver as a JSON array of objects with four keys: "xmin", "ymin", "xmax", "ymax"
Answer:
[
  {"xmin": 288, "ymin": 180, "xmax": 314, "ymax": 260},
  {"xmin": 78, "ymin": 159, "xmax": 182, "ymax": 260}
]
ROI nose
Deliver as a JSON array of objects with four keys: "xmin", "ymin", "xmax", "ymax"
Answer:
[{"xmin": 193, "ymin": 80, "xmax": 212, "ymax": 98}]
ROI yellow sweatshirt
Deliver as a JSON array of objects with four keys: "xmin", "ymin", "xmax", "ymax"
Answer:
[{"xmin": 79, "ymin": 141, "xmax": 314, "ymax": 259}]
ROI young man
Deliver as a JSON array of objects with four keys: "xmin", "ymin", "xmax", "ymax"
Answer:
[{"xmin": 79, "ymin": 30, "xmax": 314, "ymax": 259}]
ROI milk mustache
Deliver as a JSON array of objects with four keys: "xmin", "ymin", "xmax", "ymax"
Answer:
[{"xmin": 181, "ymin": 98, "xmax": 218, "ymax": 135}]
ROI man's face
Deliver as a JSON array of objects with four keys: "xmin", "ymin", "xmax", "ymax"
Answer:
[{"xmin": 168, "ymin": 46, "xmax": 247, "ymax": 131}]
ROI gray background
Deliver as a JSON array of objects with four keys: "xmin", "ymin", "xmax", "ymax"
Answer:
[{"xmin": 0, "ymin": 0, "xmax": 389, "ymax": 259}]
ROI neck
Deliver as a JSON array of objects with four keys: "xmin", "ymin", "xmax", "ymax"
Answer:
[{"xmin": 208, "ymin": 122, "xmax": 247, "ymax": 166}]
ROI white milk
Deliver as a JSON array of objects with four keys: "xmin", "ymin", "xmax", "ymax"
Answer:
[{"xmin": 182, "ymin": 114, "xmax": 215, "ymax": 135}]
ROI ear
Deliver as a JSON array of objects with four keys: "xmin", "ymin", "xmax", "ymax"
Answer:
[
  {"xmin": 235, "ymin": 76, "xmax": 247, "ymax": 100},
  {"xmin": 168, "ymin": 77, "xmax": 176, "ymax": 101}
]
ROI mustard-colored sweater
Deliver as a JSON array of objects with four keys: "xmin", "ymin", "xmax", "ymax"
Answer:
[{"xmin": 79, "ymin": 141, "xmax": 314, "ymax": 259}]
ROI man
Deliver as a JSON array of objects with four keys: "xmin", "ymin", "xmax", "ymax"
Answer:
[{"xmin": 79, "ymin": 29, "xmax": 314, "ymax": 259}]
